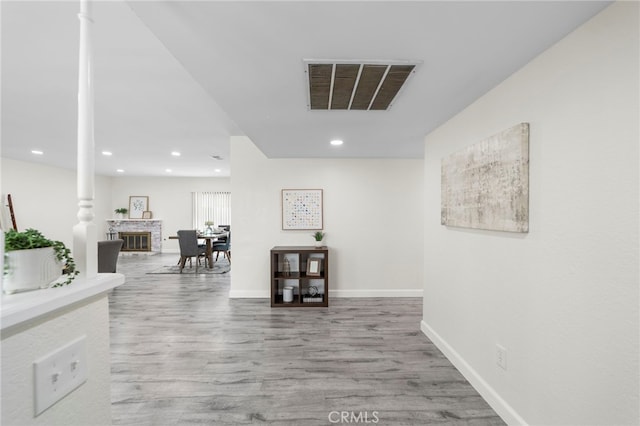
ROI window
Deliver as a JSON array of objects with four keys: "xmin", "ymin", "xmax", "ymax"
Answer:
[{"xmin": 192, "ymin": 192, "xmax": 231, "ymax": 229}]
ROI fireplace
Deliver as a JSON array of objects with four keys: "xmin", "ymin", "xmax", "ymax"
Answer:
[
  {"xmin": 119, "ymin": 232, "xmax": 152, "ymax": 252},
  {"xmin": 106, "ymin": 219, "xmax": 162, "ymax": 253}
]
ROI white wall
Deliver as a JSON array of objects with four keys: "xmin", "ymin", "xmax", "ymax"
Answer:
[
  {"xmin": 1, "ymin": 158, "xmax": 112, "ymax": 248},
  {"xmin": 1, "ymin": 158, "xmax": 230, "ymax": 253},
  {"xmin": 422, "ymin": 3, "xmax": 639, "ymax": 425},
  {"xmin": 109, "ymin": 176, "xmax": 230, "ymax": 252},
  {"xmin": 2, "ymin": 296, "xmax": 113, "ymax": 426},
  {"xmin": 230, "ymin": 136, "xmax": 424, "ymax": 298},
  {"xmin": 0, "ymin": 160, "xmax": 230, "ymax": 423}
]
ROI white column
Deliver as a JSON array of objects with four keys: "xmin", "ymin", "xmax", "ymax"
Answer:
[{"xmin": 73, "ymin": 0, "xmax": 97, "ymax": 279}]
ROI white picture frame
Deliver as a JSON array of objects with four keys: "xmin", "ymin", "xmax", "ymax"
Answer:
[
  {"xmin": 129, "ymin": 196, "xmax": 149, "ymax": 219},
  {"xmin": 282, "ymin": 189, "xmax": 323, "ymax": 230},
  {"xmin": 306, "ymin": 258, "xmax": 322, "ymax": 277}
]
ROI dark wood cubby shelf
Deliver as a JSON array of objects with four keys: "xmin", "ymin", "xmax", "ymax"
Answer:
[{"xmin": 270, "ymin": 246, "xmax": 329, "ymax": 308}]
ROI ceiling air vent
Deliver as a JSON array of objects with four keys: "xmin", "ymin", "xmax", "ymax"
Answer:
[{"xmin": 304, "ymin": 60, "xmax": 419, "ymax": 111}]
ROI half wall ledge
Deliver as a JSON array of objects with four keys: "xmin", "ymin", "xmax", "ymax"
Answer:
[{"xmin": 1, "ymin": 273, "xmax": 125, "ymax": 332}]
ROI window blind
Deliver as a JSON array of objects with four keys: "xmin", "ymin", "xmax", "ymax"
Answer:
[{"xmin": 192, "ymin": 192, "xmax": 231, "ymax": 230}]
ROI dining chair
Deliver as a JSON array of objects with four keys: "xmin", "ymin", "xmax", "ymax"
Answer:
[
  {"xmin": 215, "ymin": 225, "xmax": 230, "ymax": 243},
  {"xmin": 97, "ymin": 239, "xmax": 124, "ymax": 273},
  {"xmin": 177, "ymin": 230, "xmax": 207, "ymax": 273},
  {"xmin": 212, "ymin": 231, "xmax": 231, "ymax": 264}
]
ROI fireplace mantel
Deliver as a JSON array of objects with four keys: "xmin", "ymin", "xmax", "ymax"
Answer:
[
  {"xmin": 108, "ymin": 219, "xmax": 161, "ymax": 223},
  {"xmin": 105, "ymin": 220, "xmax": 162, "ymax": 253}
]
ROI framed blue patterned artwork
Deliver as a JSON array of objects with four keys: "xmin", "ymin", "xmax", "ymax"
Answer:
[{"xmin": 281, "ymin": 189, "xmax": 323, "ymax": 230}]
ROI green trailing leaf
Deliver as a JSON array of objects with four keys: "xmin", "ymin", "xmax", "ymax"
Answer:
[{"xmin": 4, "ymin": 228, "xmax": 79, "ymax": 287}]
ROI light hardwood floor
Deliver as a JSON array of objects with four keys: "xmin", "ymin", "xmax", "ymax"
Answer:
[{"xmin": 110, "ymin": 253, "xmax": 504, "ymax": 425}]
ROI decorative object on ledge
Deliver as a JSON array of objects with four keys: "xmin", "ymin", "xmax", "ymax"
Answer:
[
  {"xmin": 312, "ymin": 231, "xmax": 325, "ymax": 247},
  {"xmin": 282, "ymin": 257, "xmax": 291, "ymax": 277},
  {"xmin": 3, "ymin": 228, "xmax": 78, "ymax": 294},
  {"xmin": 283, "ymin": 286, "xmax": 294, "ymax": 303},
  {"xmin": 282, "ymin": 189, "xmax": 323, "ymax": 230},
  {"xmin": 142, "ymin": 211, "xmax": 152, "ymax": 219},
  {"xmin": 106, "ymin": 227, "xmax": 117, "ymax": 240},
  {"xmin": 128, "ymin": 196, "xmax": 149, "ymax": 219},
  {"xmin": 114, "ymin": 207, "xmax": 128, "ymax": 220},
  {"xmin": 303, "ymin": 284, "xmax": 322, "ymax": 303},
  {"xmin": 204, "ymin": 221, "xmax": 215, "ymax": 236},
  {"xmin": 0, "ymin": 193, "xmax": 18, "ymax": 231},
  {"xmin": 441, "ymin": 123, "xmax": 529, "ymax": 233}
]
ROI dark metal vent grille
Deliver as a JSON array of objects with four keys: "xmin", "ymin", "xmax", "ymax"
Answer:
[
  {"xmin": 309, "ymin": 64, "xmax": 333, "ymax": 109},
  {"xmin": 306, "ymin": 61, "xmax": 417, "ymax": 111}
]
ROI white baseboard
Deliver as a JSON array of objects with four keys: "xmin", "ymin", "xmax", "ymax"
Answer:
[
  {"xmin": 228, "ymin": 289, "xmax": 422, "ymax": 299},
  {"xmin": 420, "ymin": 320, "xmax": 527, "ymax": 426},
  {"xmin": 332, "ymin": 289, "xmax": 422, "ymax": 297},
  {"xmin": 119, "ymin": 251, "xmax": 159, "ymax": 256},
  {"xmin": 228, "ymin": 290, "xmax": 270, "ymax": 298},
  {"xmin": 160, "ymin": 249, "xmax": 180, "ymax": 254}
]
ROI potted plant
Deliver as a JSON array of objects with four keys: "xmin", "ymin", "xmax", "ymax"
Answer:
[
  {"xmin": 312, "ymin": 231, "xmax": 325, "ymax": 247},
  {"xmin": 114, "ymin": 207, "xmax": 128, "ymax": 219},
  {"xmin": 3, "ymin": 228, "xmax": 78, "ymax": 294}
]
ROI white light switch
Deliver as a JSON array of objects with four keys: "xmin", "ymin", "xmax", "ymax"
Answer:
[{"xmin": 33, "ymin": 335, "xmax": 88, "ymax": 415}]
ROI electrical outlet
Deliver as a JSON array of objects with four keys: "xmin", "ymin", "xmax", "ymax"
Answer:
[
  {"xmin": 33, "ymin": 336, "xmax": 88, "ymax": 415},
  {"xmin": 496, "ymin": 344, "xmax": 507, "ymax": 370}
]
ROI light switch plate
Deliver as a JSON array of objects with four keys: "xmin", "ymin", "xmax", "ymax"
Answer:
[{"xmin": 33, "ymin": 335, "xmax": 88, "ymax": 415}]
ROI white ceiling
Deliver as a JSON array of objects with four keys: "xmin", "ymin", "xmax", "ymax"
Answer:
[{"xmin": 1, "ymin": 1, "xmax": 610, "ymax": 177}]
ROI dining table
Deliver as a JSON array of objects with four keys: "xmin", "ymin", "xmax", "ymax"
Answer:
[{"xmin": 169, "ymin": 231, "xmax": 228, "ymax": 269}]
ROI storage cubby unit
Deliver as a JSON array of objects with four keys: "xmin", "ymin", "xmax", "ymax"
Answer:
[{"xmin": 270, "ymin": 246, "xmax": 329, "ymax": 307}]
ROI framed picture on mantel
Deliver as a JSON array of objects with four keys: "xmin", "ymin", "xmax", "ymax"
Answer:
[{"xmin": 129, "ymin": 196, "xmax": 149, "ymax": 219}]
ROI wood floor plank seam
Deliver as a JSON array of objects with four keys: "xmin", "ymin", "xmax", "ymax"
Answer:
[{"xmin": 110, "ymin": 253, "xmax": 505, "ymax": 425}]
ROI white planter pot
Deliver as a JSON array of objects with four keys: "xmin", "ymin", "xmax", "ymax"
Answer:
[
  {"xmin": 314, "ymin": 240, "xmax": 324, "ymax": 248},
  {"xmin": 3, "ymin": 247, "xmax": 63, "ymax": 294},
  {"xmin": 115, "ymin": 213, "xmax": 125, "ymax": 220}
]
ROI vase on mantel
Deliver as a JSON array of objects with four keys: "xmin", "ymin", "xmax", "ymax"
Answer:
[{"xmin": 115, "ymin": 213, "xmax": 124, "ymax": 220}]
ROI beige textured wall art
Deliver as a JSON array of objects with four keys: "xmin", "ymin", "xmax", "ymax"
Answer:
[{"xmin": 441, "ymin": 123, "xmax": 529, "ymax": 233}]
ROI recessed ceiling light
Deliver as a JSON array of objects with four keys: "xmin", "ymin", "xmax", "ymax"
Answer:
[
  {"xmin": 102, "ymin": 151, "xmax": 112, "ymax": 156},
  {"xmin": 214, "ymin": 169, "xmax": 221, "ymax": 173},
  {"xmin": 330, "ymin": 139, "xmax": 344, "ymax": 146},
  {"xmin": 31, "ymin": 150, "xmax": 44, "ymax": 155},
  {"xmin": 171, "ymin": 151, "xmax": 181, "ymax": 157},
  {"xmin": 165, "ymin": 169, "xmax": 172, "ymax": 173},
  {"xmin": 116, "ymin": 169, "xmax": 124, "ymax": 173}
]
